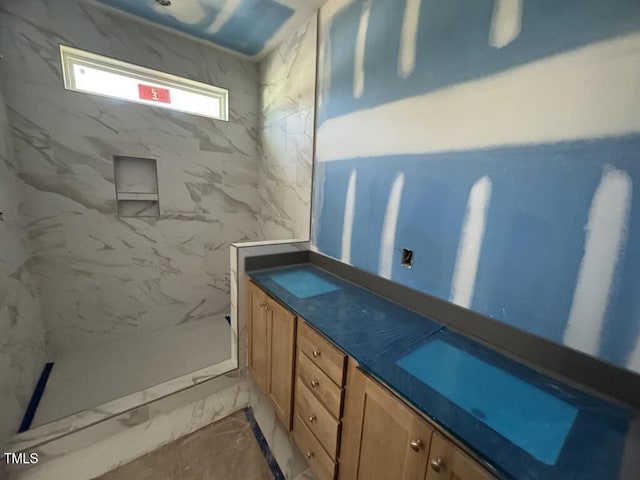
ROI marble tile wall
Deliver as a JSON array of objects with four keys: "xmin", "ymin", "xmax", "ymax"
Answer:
[
  {"xmin": 257, "ymin": 13, "xmax": 317, "ymax": 241},
  {"xmin": 5, "ymin": 371, "xmax": 253, "ymax": 480},
  {"xmin": 9, "ymin": 358, "xmax": 237, "ymax": 452},
  {"xmin": 230, "ymin": 240, "xmax": 311, "ymax": 479},
  {"xmin": 5, "ymin": 369, "xmax": 315, "ymax": 480},
  {"xmin": 0, "ymin": 81, "xmax": 48, "ymax": 449},
  {"xmin": 0, "ymin": 0, "xmax": 260, "ymax": 355},
  {"xmin": 230, "ymin": 240, "xmax": 310, "ymax": 373}
]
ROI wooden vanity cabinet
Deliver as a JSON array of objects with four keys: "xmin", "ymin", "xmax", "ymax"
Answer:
[
  {"xmin": 292, "ymin": 319, "xmax": 347, "ymax": 480},
  {"xmin": 248, "ymin": 282, "xmax": 270, "ymax": 393},
  {"xmin": 248, "ymin": 281, "xmax": 496, "ymax": 480},
  {"xmin": 248, "ymin": 281, "xmax": 296, "ymax": 430},
  {"xmin": 340, "ymin": 359, "xmax": 496, "ymax": 480},
  {"xmin": 339, "ymin": 360, "xmax": 434, "ymax": 480},
  {"xmin": 425, "ymin": 432, "xmax": 495, "ymax": 480}
]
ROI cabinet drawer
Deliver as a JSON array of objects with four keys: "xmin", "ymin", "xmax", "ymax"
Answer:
[
  {"xmin": 426, "ymin": 432, "xmax": 496, "ymax": 480},
  {"xmin": 295, "ymin": 376, "xmax": 341, "ymax": 459},
  {"xmin": 293, "ymin": 414, "xmax": 337, "ymax": 480},
  {"xmin": 297, "ymin": 351, "xmax": 343, "ymax": 419},
  {"xmin": 298, "ymin": 320, "xmax": 346, "ymax": 386}
]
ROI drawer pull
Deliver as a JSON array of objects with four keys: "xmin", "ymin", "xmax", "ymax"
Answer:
[
  {"xmin": 310, "ymin": 379, "xmax": 319, "ymax": 388},
  {"xmin": 306, "ymin": 451, "xmax": 315, "ymax": 459},
  {"xmin": 308, "ymin": 415, "xmax": 316, "ymax": 423},
  {"xmin": 312, "ymin": 349, "xmax": 321, "ymax": 358},
  {"xmin": 430, "ymin": 457, "xmax": 444, "ymax": 472},
  {"xmin": 409, "ymin": 439, "xmax": 423, "ymax": 452}
]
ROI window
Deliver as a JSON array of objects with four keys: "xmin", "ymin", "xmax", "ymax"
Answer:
[{"xmin": 60, "ymin": 45, "xmax": 228, "ymax": 121}]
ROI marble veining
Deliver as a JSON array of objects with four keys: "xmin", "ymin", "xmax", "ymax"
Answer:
[
  {"xmin": 230, "ymin": 240, "xmax": 309, "ymax": 373},
  {"xmin": 0, "ymin": 0, "xmax": 260, "ymax": 355},
  {"xmin": 8, "ymin": 357, "xmax": 238, "ymax": 454},
  {"xmin": 31, "ymin": 315, "xmax": 232, "ymax": 427},
  {"xmin": 257, "ymin": 13, "xmax": 316, "ymax": 241},
  {"xmin": 7, "ymin": 240, "xmax": 309, "ymax": 466},
  {"xmin": 6, "ymin": 371, "xmax": 253, "ymax": 480},
  {"xmin": 0, "ymin": 83, "xmax": 48, "ymax": 449}
]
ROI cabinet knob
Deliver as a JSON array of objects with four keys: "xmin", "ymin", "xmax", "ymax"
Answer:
[
  {"xmin": 430, "ymin": 458, "xmax": 444, "ymax": 472},
  {"xmin": 308, "ymin": 415, "xmax": 316, "ymax": 423},
  {"xmin": 312, "ymin": 349, "xmax": 321, "ymax": 358},
  {"xmin": 409, "ymin": 439, "xmax": 423, "ymax": 452},
  {"xmin": 310, "ymin": 380, "xmax": 319, "ymax": 388},
  {"xmin": 263, "ymin": 305, "xmax": 269, "ymax": 311},
  {"xmin": 259, "ymin": 302, "xmax": 266, "ymax": 307},
  {"xmin": 306, "ymin": 451, "xmax": 314, "ymax": 459}
]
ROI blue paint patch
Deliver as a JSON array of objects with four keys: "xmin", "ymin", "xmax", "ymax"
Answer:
[
  {"xmin": 270, "ymin": 269, "xmax": 340, "ymax": 298},
  {"xmin": 244, "ymin": 407, "xmax": 286, "ymax": 480},
  {"xmin": 320, "ymin": 0, "xmax": 640, "ymax": 123},
  {"xmin": 214, "ymin": 0, "xmax": 293, "ymax": 56},
  {"xmin": 397, "ymin": 337, "xmax": 578, "ymax": 465},
  {"xmin": 19, "ymin": 362, "xmax": 54, "ymax": 433},
  {"xmin": 98, "ymin": 0, "xmax": 293, "ymax": 56},
  {"xmin": 313, "ymin": 135, "xmax": 640, "ymax": 371}
]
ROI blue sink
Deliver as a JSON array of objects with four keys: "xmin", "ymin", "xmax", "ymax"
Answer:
[
  {"xmin": 270, "ymin": 269, "xmax": 341, "ymax": 299},
  {"xmin": 397, "ymin": 337, "xmax": 578, "ymax": 465}
]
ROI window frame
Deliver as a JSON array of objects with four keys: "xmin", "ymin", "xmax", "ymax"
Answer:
[{"xmin": 59, "ymin": 44, "xmax": 229, "ymax": 121}]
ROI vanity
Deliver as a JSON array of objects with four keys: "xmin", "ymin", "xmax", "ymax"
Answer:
[{"xmin": 247, "ymin": 264, "xmax": 634, "ymax": 480}]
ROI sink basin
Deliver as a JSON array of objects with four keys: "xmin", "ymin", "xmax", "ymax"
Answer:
[
  {"xmin": 270, "ymin": 269, "xmax": 340, "ymax": 299},
  {"xmin": 396, "ymin": 336, "xmax": 578, "ymax": 465}
]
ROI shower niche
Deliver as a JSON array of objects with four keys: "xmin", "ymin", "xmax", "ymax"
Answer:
[{"xmin": 114, "ymin": 156, "xmax": 160, "ymax": 217}]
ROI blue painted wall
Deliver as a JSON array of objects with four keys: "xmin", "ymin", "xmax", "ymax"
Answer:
[
  {"xmin": 98, "ymin": 0, "xmax": 293, "ymax": 57},
  {"xmin": 319, "ymin": 0, "xmax": 640, "ymax": 123},
  {"xmin": 312, "ymin": 0, "xmax": 640, "ymax": 373}
]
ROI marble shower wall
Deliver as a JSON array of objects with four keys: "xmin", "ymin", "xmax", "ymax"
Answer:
[
  {"xmin": 257, "ymin": 13, "xmax": 317, "ymax": 240},
  {"xmin": 0, "ymin": 0, "xmax": 260, "ymax": 355},
  {"xmin": 0, "ymin": 85, "xmax": 48, "ymax": 449}
]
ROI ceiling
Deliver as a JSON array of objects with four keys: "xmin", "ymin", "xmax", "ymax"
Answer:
[{"xmin": 96, "ymin": 0, "xmax": 326, "ymax": 60}]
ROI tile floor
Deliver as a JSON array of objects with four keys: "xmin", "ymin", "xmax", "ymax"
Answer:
[
  {"xmin": 94, "ymin": 409, "xmax": 274, "ymax": 480},
  {"xmin": 33, "ymin": 316, "xmax": 231, "ymax": 426}
]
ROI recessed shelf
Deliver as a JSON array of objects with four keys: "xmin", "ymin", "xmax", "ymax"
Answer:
[
  {"xmin": 116, "ymin": 192, "xmax": 159, "ymax": 202},
  {"xmin": 114, "ymin": 156, "xmax": 160, "ymax": 218},
  {"xmin": 117, "ymin": 200, "xmax": 159, "ymax": 218}
]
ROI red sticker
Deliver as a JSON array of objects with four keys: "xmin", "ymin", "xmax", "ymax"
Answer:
[{"xmin": 138, "ymin": 84, "xmax": 171, "ymax": 104}]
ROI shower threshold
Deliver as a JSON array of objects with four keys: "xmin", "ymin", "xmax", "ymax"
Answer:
[{"xmin": 11, "ymin": 315, "xmax": 234, "ymax": 450}]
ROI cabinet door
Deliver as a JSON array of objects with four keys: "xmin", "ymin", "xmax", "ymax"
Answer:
[
  {"xmin": 267, "ymin": 298, "xmax": 296, "ymax": 430},
  {"xmin": 425, "ymin": 432, "xmax": 494, "ymax": 480},
  {"xmin": 339, "ymin": 360, "xmax": 433, "ymax": 480},
  {"xmin": 248, "ymin": 282, "xmax": 269, "ymax": 393}
]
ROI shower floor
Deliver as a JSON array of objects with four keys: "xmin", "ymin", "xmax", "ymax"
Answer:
[{"xmin": 32, "ymin": 315, "xmax": 231, "ymax": 427}]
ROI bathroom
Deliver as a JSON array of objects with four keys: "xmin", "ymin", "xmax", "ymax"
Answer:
[{"xmin": 1, "ymin": 0, "xmax": 639, "ymax": 479}]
